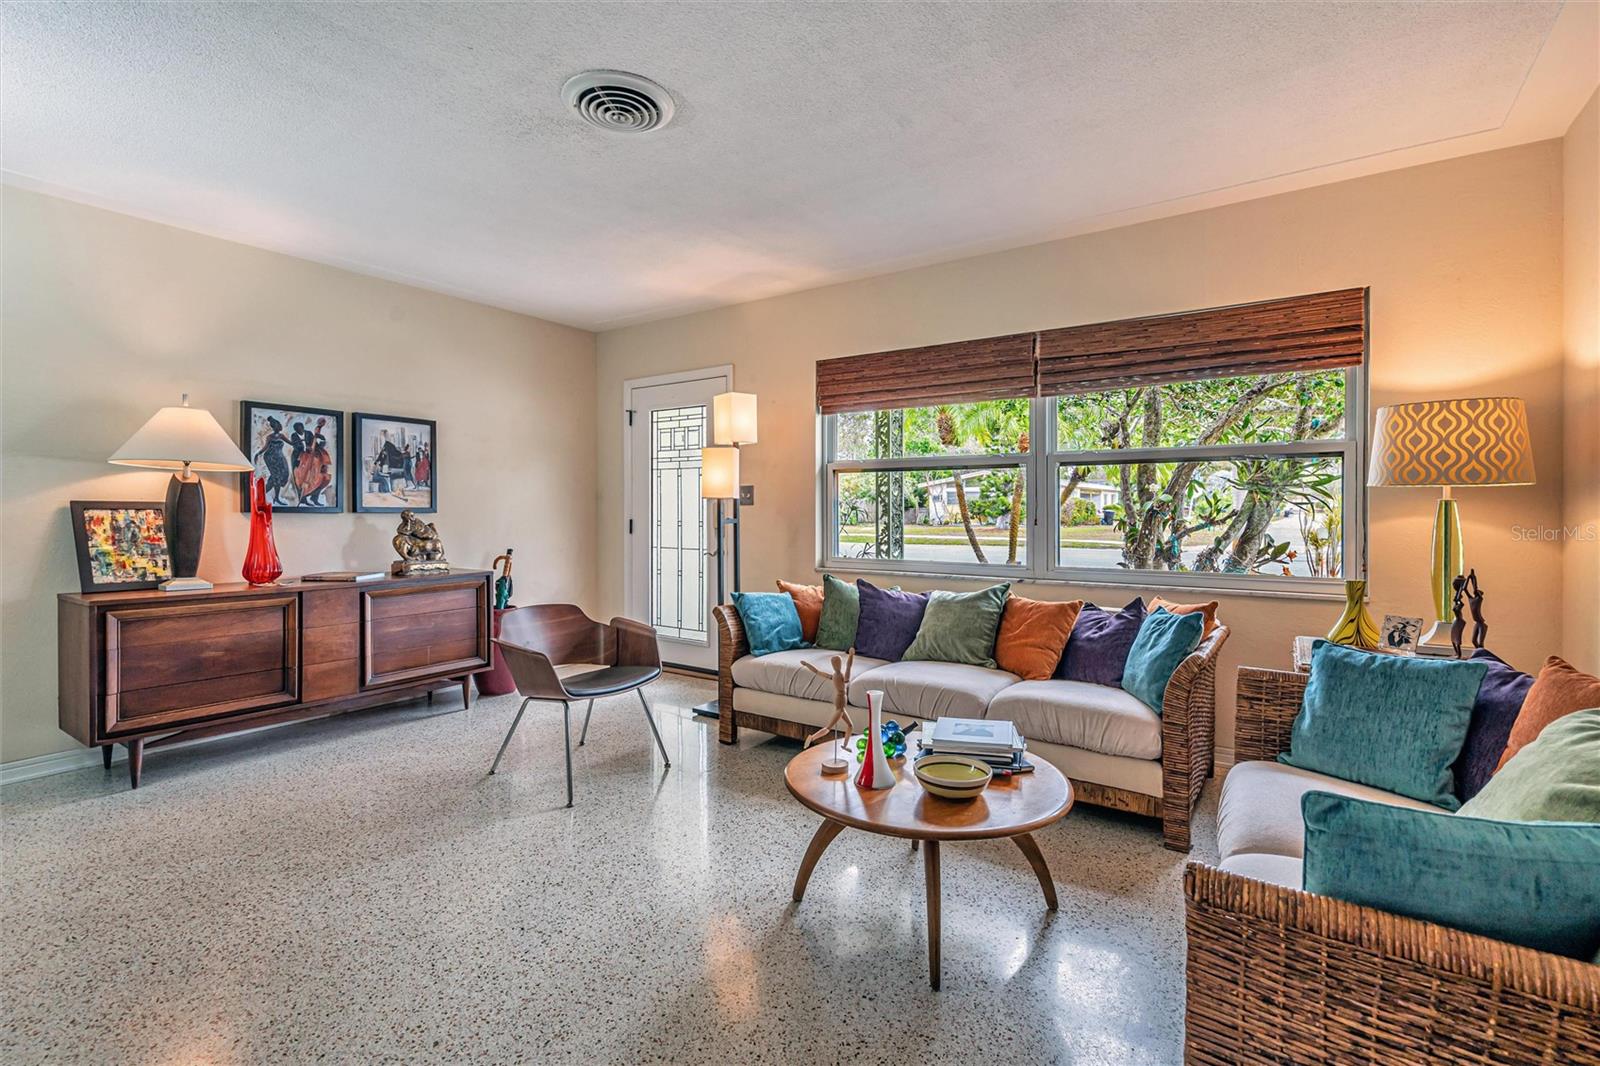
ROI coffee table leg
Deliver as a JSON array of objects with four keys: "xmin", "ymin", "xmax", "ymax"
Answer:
[
  {"xmin": 1012, "ymin": 832, "xmax": 1058, "ymax": 911},
  {"xmin": 924, "ymin": 838, "xmax": 941, "ymax": 990},
  {"xmin": 792, "ymin": 818, "xmax": 845, "ymax": 903}
]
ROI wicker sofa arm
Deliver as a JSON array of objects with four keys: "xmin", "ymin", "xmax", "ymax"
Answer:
[
  {"xmin": 1184, "ymin": 862, "xmax": 1600, "ymax": 1065},
  {"xmin": 1158, "ymin": 622, "xmax": 1229, "ymax": 852},
  {"xmin": 1233, "ymin": 665, "xmax": 1306, "ymax": 763},
  {"xmin": 713, "ymin": 604, "xmax": 747, "ymax": 743}
]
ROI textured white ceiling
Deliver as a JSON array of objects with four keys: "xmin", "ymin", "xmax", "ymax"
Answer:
[{"xmin": 3, "ymin": 2, "xmax": 1594, "ymax": 330}]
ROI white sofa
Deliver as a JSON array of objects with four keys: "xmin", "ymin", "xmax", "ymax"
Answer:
[{"xmin": 712, "ymin": 603, "xmax": 1230, "ymax": 850}]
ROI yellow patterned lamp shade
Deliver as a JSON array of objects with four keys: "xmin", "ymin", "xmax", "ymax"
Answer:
[{"xmin": 1368, "ymin": 396, "xmax": 1535, "ymax": 488}]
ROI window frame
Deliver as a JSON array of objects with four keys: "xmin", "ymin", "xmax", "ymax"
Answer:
[{"xmin": 818, "ymin": 365, "xmax": 1366, "ymax": 595}]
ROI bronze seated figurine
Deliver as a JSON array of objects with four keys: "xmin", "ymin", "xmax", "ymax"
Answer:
[{"xmin": 391, "ymin": 510, "xmax": 450, "ymax": 575}]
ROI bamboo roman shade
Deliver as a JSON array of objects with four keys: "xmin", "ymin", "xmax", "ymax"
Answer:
[
  {"xmin": 814, "ymin": 289, "xmax": 1367, "ymax": 412},
  {"xmin": 814, "ymin": 332, "xmax": 1037, "ymax": 415},
  {"xmin": 1036, "ymin": 288, "xmax": 1367, "ymax": 396}
]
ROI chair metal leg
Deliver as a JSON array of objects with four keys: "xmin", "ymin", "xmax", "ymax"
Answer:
[
  {"xmin": 562, "ymin": 700, "xmax": 574, "ymax": 808},
  {"xmin": 637, "ymin": 688, "xmax": 670, "ymax": 767},
  {"xmin": 489, "ymin": 697, "xmax": 533, "ymax": 775},
  {"xmin": 578, "ymin": 699, "xmax": 596, "ymax": 746}
]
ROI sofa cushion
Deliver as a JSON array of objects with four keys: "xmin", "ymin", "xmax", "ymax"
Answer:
[
  {"xmin": 1460, "ymin": 709, "xmax": 1600, "ymax": 823},
  {"xmin": 813, "ymin": 574, "xmax": 861, "ymax": 651},
  {"xmin": 847, "ymin": 660, "xmax": 1017, "ymax": 721},
  {"xmin": 1218, "ymin": 852, "xmax": 1303, "ymax": 890},
  {"xmin": 1303, "ymin": 792, "xmax": 1600, "ymax": 960},
  {"xmin": 731, "ymin": 648, "xmax": 889, "ymax": 703},
  {"xmin": 1497, "ymin": 655, "xmax": 1600, "ymax": 770},
  {"xmin": 1121, "ymin": 608, "xmax": 1204, "ymax": 713},
  {"xmin": 993, "ymin": 595, "xmax": 1082, "ymax": 680},
  {"xmin": 903, "ymin": 583, "xmax": 1010, "ymax": 668},
  {"xmin": 1453, "ymin": 648, "xmax": 1534, "ymax": 802},
  {"xmin": 1148, "ymin": 595, "xmax": 1219, "ymax": 640},
  {"xmin": 1057, "ymin": 598, "xmax": 1145, "ymax": 686},
  {"xmin": 1217, "ymin": 760, "xmax": 1442, "ymax": 863},
  {"xmin": 776, "ymin": 579, "xmax": 823, "ymax": 643},
  {"xmin": 731, "ymin": 591, "xmax": 806, "ymax": 657},
  {"xmin": 987, "ymin": 679, "xmax": 1162, "ymax": 760},
  {"xmin": 854, "ymin": 580, "xmax": 929, "ymax": 661},
  {"xmin": 1281, "ymin": 641, "xmax": 1486, "ymax": 810}
]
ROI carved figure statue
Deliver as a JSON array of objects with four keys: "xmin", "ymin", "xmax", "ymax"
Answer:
[
  {"xmin": 1465, "ymin": 569, "xmax": 1488, "ymax": 651},
  {"xmin": 1450, "ymin": 574, "xmax": 1468, "ymax": 659},
  {"xmin": 801, "ymin": 649, "xmax": 856, "ymax": 747},
  {"xmin": 391, "ymin": 510, "xmax": 450, "ymax": 575}
]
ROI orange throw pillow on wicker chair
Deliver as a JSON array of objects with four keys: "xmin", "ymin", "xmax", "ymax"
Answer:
[
  {"xmin": 1496, "ymin": 656, "xmax": 1600, "ymax": 770},
  {"xmin": 994, "ymin": 596, "xmax": 1082, "ymax": 680},
  {"xmin": 776, "ymin": 580, "xmax": 824, "ymax": 643},
  {"xmin": 1149, "ymin": 596, "xmax": 1219, "ymax": 640}
]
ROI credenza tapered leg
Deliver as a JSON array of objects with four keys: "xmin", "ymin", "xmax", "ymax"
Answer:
[
  {"xmin": 127, "ymin": 738, "xmax": 144, "ymax": 789},
  {"xmin": 102, "ymin": 745, "xmax": 113, "ymax": 770},
  {"xmin": 461, "ymin": 677, "xmax": 471, "ymax": 710}
]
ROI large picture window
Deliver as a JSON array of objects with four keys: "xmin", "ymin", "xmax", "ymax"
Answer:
[{"xmin": 821, "ymin": 345, "xmax": 1364, "ymax": 592}]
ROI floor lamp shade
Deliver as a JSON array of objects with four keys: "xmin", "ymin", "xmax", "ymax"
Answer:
[
  {"xmin": 1368, "ymin": 396, "xmax": 1535, "ymax": 626},
  {"xmin": 109, "ymin": 396, "xmax": 252, "ymax": 583},
  {"xmin": 700, "ymin": 445, "xmax": 740, "ymax": 500},
  {"xmin": 712, "ymin": 392, "xmax": 758, "ymax": 446}
]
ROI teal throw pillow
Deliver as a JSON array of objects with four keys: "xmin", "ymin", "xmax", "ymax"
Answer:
[
  {"xmin": 1121, "ymin": 608, "xmax": 1204, "ymax": 713},
  {"xmin": 1280, "ymin": 641, "xmax": 1487, "ymax": 810},
  {"xmin": 1302, "ymin": 791, "xmax": 1600, "ymax": 959},
  {"xmin": 732, "ymin": 592, "xmax": 806, "ymax": 657},
  {"xmin": 813, "ymin": 574, "xmax": 860, "ymax": 651},
  {"xmin": 1459, "ymin": 709, "xmax": 1600, "ymax": 823},
  {"xmin": 902, "ymin": 584, "xmax": 1011, "ymax": 668}
]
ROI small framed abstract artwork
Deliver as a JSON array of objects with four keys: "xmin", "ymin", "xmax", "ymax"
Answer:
[
  {"xmin": 69, "ymin": 501, "xmax": 173, "ymax": 592},
  {"xmin": 352, "ymin": 412, "xmax": 436, "ymax": 513},
  {"xmin": 238, "ymin": 401, "xmax": 343, "ymax": 513},
  {"xmin": 1380, "ymin": 614, "xmax": 1423, "ymax": 656}
]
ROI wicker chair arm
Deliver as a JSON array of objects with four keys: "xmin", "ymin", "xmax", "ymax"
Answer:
[
  {"xmin": 1233, "ymin": 665, "xmax": 1307, "ymax": 763},
  {"xmin": 1184, "ymin": 862, "xmax": 1600, "ymax": 1065},
  {"xmin": 1158, "ymin": 623, "xmax": 1229, "ymax": 851},
  {"xmin": 713, "ymin": 604, "xmax": 747, "ymax": 743}
]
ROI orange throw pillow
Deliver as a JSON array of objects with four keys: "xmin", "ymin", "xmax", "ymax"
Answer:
[
  {"xmin": 1149, "ymin": 596, "xmax": 1219, "ymax": 640},
  {"xmin": 1496, "ymin": 656, "xmax": 1600, "ymax": 770},
  {"xmin": 994, "ymin": 596, "xmax": 1083, "ymax": 680},
  {"xmin": 776, "ymin": 579, "xmax": 823, "ymax": 643}
]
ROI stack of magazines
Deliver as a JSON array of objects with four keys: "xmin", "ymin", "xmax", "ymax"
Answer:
[{"xmin": 917, "ymin": 716, "xmax": 1033, "ymax": 775}]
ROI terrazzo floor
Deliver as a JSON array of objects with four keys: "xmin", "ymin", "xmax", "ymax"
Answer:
[{"xmin": 1, "ymin": 674, "xmax": 1219, "ymax": 1065}]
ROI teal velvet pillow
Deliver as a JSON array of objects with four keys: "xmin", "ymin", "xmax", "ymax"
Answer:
[
  {"xmin": 813, "ymin": 574, "xmax": 860, "ymax": 651},
  {"xmin": 903, "ymin": 584, "xmax": 1011, "ymax": 668},
  {"xmin": 1120, "ymin": 608, "xmax": 1204, "ymax": 713},
  {"xmin": 1281, "ymin": 641, "xmax": 1487, "ymax": 810},
  {"xmin": 732, "ymin": 592, "xmax": 806, "ymax": 657},
  {"xmin": 1459, "ymin": 709, "xmax": 1600, "ymax": 823},
  {"xmin": 1302, "ymin": 791, "xmax": 1600, "ymax": 959}
]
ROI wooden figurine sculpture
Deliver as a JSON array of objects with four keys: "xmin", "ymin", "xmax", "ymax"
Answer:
[
  {"xmin": 391, "ymin": 510, "xmax": 450, "ymax": 575},
  {"xmin": 1449, "ymin": 569, "xmax": 1488, "ymax": 658},
  {"xmin": 801, "ymin": 650, "xmax": 855, "ymax": 775}
]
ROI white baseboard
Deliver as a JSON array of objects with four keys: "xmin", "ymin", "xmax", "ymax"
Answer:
[
  {"xmin": 1214, "ymin": 746, "xmax": 1236, "ymax": 774},
  {"xmin": 0, "ymin": 746, "xmax": 121, "ymax": 786}
]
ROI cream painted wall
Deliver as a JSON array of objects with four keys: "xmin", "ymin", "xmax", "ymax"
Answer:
[
  {"xmin": 1, "ymin": 187, "xmax": 598, "ymax": 762},
  {"xmin": 596, "ymin": 141, "xmax": 1569, "ymax": 756},
  {"xmin": 1562, "ymin": 90, "xmax": 1599, "ymax": 672}
]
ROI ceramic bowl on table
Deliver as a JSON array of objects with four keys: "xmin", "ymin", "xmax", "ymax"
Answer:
[{"xmin": 913, "ymin": 754, "xmax": 993, "ymax": 800}]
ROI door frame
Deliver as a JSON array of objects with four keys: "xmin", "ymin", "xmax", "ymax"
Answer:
[{"xmin": 622, "ymin": 365, "xmax": 733, "ymax": 667}]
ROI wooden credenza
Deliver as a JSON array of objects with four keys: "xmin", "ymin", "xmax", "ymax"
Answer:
[{"xmin": 58, "ymin": 570, "xmax": 493, "ymax": 788}]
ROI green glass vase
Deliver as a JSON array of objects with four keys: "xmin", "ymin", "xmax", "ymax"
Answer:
[{"xmin": 1327, "ymin": 579, "xmax": 1380, "ymax": 650}]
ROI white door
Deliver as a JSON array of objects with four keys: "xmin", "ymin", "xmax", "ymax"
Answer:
[{"xmin": 625, "ymin": 369, "xmax": 730, "ymax": 670}]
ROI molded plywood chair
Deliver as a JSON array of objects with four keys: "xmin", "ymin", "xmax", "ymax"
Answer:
[{"xmin": 488, "ymin": 605, "xmax": 671, "ymax": 806}]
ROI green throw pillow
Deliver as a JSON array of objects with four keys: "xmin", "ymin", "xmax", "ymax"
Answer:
[
  {"xmin": 1302, "ymin": 791, "xmax": 1600, "ymax": 960},
  {"xmin": 1121, "ymin": 608, "xmax": 1204, "ymax": 713},
  {"xmin": 1459, "ymin": 709, "xmax": 1600, "ymax": 822},
  {"xmin": 813, "ymin": 574, "xmax": 860, "ymax": 651},
  {"xmin": 1281, "ymin": 641, "xmax": 1486, "ymax": 810},
  {"xmin": 902, "ymin": 584, "xmax": 1011, "ymax": 668}
]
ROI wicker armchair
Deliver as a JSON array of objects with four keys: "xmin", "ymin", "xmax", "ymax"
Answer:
[
  {"xmin": 712, "ymin": 602, "xmax": 1228, "ymax": 851},
  {"xmin": 1184, "ymin": 666, "xmax": 1600, "ymax": 1065}
]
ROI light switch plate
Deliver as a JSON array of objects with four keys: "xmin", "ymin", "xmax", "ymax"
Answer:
[{"xmin": 739, "ymin": 484, "xmax": 756, "ymax": 507}]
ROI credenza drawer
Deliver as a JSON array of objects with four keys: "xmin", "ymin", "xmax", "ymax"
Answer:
[
  {"xmin": 103, "ymin": 596, "xmax": 298, "ymax": 734},
  {"xmin": 362, "ymin": 580, "xmax": 489, "ymax": 688}
]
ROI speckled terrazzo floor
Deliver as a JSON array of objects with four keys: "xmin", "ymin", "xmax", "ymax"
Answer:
[{"xmin": 1, "ymin": 674, "xmax": 1219, "ymax": 1065}]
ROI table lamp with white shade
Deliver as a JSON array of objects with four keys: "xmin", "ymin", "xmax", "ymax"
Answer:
[
  {"xmin": 1367, "ymin": 395, "xmax": 1535, "ymax": 654},
  {"xmin": 109, "ymin": 394, "xmax": 253, "ymax": 591}
]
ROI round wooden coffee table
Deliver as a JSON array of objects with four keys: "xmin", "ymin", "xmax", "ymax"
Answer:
[{"xmin": 784, "ymin": 742, "xmax": 1073, "ymax": 989}]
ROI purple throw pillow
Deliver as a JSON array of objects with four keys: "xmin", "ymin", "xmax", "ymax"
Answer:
[
  {"xmin": 853, "ymin": 580, "xmax": 929, "ymax": 661},
  {"xmin": 1452, "ymin": 648, "xmax": 1534, "ymax": 802},
  {"xmin": 1056, "ymin": 597, "xmax": 1147, "ymax": 686}
]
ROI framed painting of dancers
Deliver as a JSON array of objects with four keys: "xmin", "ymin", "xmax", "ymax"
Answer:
[
  {"xmin": 352, "ymin": 412, "xmax": 436, "ymax": 514},
  {"xmin": 239, "ymin": 401, "xmax": 343, "ymax": 514}
]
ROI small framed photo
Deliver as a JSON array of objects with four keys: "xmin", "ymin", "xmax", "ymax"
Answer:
[
  {"xmin": 69, "ymin": 501, "xmax": 173, "ymax": 592},
  {"xmin": 239, "ymin": 401, "xmax": 343, "ymax": 513},
  {"xmin": 1380, "ymin": 614, "xmax": 1423, "ymax": 656},
  {"xmin": 352, "ymin": 412, "xmax": 436, "ymax": 513}
]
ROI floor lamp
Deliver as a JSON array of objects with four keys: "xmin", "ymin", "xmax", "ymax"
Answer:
[
  {"xmin": 1367, "ymin": 396, "xmax": 1535, "ymax": 655},
  {"xmin": 694, "ymin": 391, "xmax": 757, "ymax": 719}
]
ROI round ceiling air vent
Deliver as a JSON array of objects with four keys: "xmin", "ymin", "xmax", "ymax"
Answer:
[{"xmin": 561, "ymin": 70, "xmax": 675, "ymax": 133}]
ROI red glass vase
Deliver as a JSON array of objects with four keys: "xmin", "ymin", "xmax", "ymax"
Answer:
[{"xmin": 242, "ymin": 475, "xmax": 283, "ymax": 585}]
